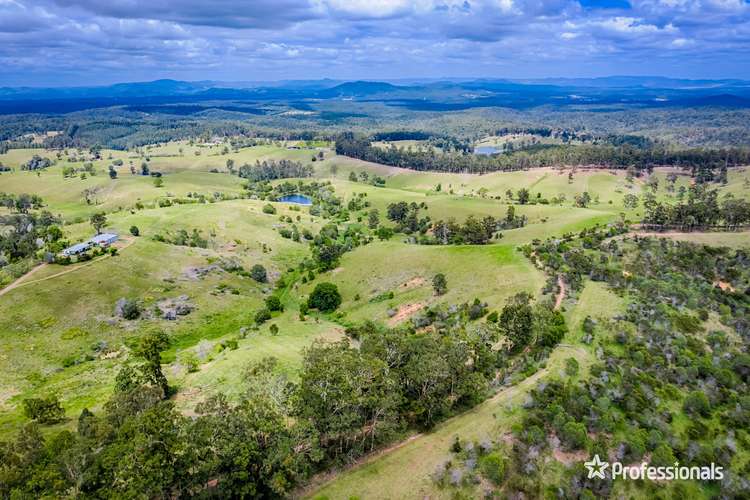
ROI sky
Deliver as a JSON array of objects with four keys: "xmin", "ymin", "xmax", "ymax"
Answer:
[{"xmin": 1, "ymin": 0, "xmax": 749, "ymax": 86}]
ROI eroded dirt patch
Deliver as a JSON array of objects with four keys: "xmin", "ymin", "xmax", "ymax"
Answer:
[
  {"xmin": 400, "ymin": 276, "xmax": 426, "ymax": 290},
  {"xmin": 388, "ymin": 302, "xmax": 425, "ymax": 326}
]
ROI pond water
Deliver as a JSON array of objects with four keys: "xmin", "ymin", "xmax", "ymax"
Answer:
[
  {"xmin": 277, "ymin": 194, "xmax": 312, "ymax": 205},
  {"xmin": 474, "ymin": 146, "xmax": 500, "ymax": 155}
]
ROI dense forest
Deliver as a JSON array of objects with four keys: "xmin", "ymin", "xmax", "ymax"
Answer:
[
  {"xmin": 335, "ymin": 132, "xmax": 750, "ymax": 175},
  {"xmin": 2, "ymin": 100, "xmax": 750, "ymax": 152}
]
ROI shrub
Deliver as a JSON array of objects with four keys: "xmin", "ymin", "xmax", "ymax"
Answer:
[
  {"xmin": 565, "ymin": 357, "xmax": 579, "ymax": 377},
  {"xmin": 479, "ymin": 452, "xmax": 506, "ymax": 486},
  {"xmin": 262, "ymin": 203, "xmax": 276, "ymax": 215},
  {"xmin": 307, "ymin": 282, "xmax": 342, "ymax": 312},
  {"xmin": 129, "ymin": 225, "xmax": 140, "ymax": 236},
  {"xmin": 121, "ymin": 300, "xmax": 141, "ymax": 320},
  {"xmin": 269, "ymin": 324, "xmax": 279, "ymax": 336},
  {"xmin": 250, "ymin": 264, "xmax": 268, "ymax": 283},
  {"xmin": 22, "ymin": 396, "xmax": 65, "ymax": 424},
  {"xmin": 255, "ymin": 308, "xmax": 271, "ymax": 324},
  {"xmin": 651, "ymin": 443, "xmax": 677, "ymax": 467},
  {"xmin": 180, "ymin": 351, "xmax": 200, "ymax": 373},
  {"xmin": 265, "ymin": 295, "xmax": 283, "ymax": 312},
  {"xmin": 560, "ymin": 421, "xmax": 589, "ymax": 450},
  {"xmin": 684, "ymin": 390, "xmax": 711, "ymax": 416}
]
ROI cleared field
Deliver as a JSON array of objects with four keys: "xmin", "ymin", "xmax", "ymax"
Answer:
[{"xmin": 301, "ymin": 241, "xmax": 545, "ymax": 325}]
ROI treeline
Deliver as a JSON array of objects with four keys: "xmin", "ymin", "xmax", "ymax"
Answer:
[
  {"xmin": 0, "ymin": 292, "xmax": 570, "ymax": 498},
  {"xmin": 237, "ymin": 159, "xmax": 312, "ymax": 181},
  {"xmin": 643, "ymin": 185, "xmax": 750, "ymax": 230},
  {"xmin": 335, "ymin": 132, "xmax": 750, "ymax": 174},
  {"xmin": 371, "ymin": 130, "xmax": 432, "ymax": 141}
]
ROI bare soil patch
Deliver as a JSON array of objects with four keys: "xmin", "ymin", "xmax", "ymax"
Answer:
[
  {"xmin": 388, "ymin": 302, "xmax": 425, "ymax": 326},
  {"xmin": 549, "ymin": 433, "xmax": 588, "ymax": 465},
  {"xmin": 400, "ymin": 276, "xmax": 426, "ymax": 290}
]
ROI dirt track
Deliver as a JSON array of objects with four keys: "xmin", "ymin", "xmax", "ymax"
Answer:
[{"xmin": 0, "ymin": 237, "xmax": 135, "ymax": 298}]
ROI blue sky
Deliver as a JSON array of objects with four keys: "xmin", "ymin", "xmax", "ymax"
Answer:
[{"xmin": 1, "ymin": 0, "xmax": 749, "ymax": 86}]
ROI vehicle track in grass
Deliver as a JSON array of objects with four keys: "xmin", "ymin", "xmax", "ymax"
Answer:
[{"xmin": 0, "ymin": 237, "xmax": 135, "ymax": 298}]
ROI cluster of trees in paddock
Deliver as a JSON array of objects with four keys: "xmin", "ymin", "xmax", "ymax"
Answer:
[
  {"xmin": 335, "ymin": 132, "xmax": 750, "ymax": 175},
  {"xmin": 237, "ymin": 159, "xmax": 313, "ymax": 181},
  {"xmin": 0, "ymin": 196, "xmax": 63, "ymax": 264},
  {"xmin": 20, "ymin": 155, "xmax": 53, "ymax": 171},
  {"xmin": 381, "ymin": 201, "xmax": 527, "ymax": 245},
  {"xmin": 309, "ymin": 221, "xmax": 370, "ymax": 271},
  {"xmin": 0, "ymin": 192, "xmax": 44, "ymax": 213},
  {"xmin": 152, "ymin": 228, "xmax": 209, "ymax": 249},
  {"xmin": 0, "ymin": 292, "xmax": 571, "ymax": 498},
  {"xmin": 426, "ymin": 208, "xmax": 527, "ymax": 245},
  {"xmin": 642, "ymin": 185, "xmax": 750, "ymax": 230}
]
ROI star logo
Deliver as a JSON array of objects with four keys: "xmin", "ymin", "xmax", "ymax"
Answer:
[{"xmin": 585, "ymin": 454, "xmax": 609, "ymax": 479}]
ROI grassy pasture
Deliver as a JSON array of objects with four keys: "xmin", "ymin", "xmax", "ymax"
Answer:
[
  {"xmin": 302, "ymin": 241, "xmax": 545, "ymax": 325},
  {"xmin": 0, "ymin": 144, "xmax": 326, "ymax": 220},
  {"xmin": 0, "ymin": 197, "xmax": 325, "ymax": 434}
]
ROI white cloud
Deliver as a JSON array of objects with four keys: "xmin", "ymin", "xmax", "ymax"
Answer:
[{"xmin": 0, "ymin": 0, "xmax": 749, "ymax": 84}]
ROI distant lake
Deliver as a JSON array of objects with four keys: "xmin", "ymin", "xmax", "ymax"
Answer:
[
  {"xmin": 278, "ymin": 194, "xmax": 312, "ymax": 205},
  {"xmin": 474, "ymin": 146, "xmax": 500, "ymax": 155}
]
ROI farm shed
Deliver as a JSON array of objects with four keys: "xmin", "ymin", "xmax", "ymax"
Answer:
[{"xmin": 89, "ymin": 233, "xmax": 118, "ymax": 247}]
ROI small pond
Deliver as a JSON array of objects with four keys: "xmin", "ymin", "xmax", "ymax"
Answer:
[
  {"xmin": 474, "ymin": 146, "xmax": 500, "ymax": 155},
  {"xmin": 277, "ymin": 194, "xmax": 312, "ymax": 205}
]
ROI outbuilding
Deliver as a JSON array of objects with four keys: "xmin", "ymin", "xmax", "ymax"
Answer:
[{"xmin": 89, "ymin": 233, "xmax": 118, "ymax": 247}]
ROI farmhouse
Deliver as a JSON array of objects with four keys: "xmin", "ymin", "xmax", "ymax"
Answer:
[
  {"xmin": 62, "ymin": 242, "xmax": 90, "ymax": 256},
  {"xmin": 89, "ymin": 233, "xmax": 118, "ymax": 247},
  {"xmin": 60, "ymin": 233, "xmax": 118, "ymax": 257}
]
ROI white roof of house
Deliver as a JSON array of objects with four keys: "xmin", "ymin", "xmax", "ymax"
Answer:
[{"xmin": 63, "ymin": 242, "xmax": 90, "ymax": 254}]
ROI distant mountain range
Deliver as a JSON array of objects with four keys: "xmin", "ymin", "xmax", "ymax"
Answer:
[{"xmin": 1, "ymin": 77, "xmax": 749, "ymax": 115}]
